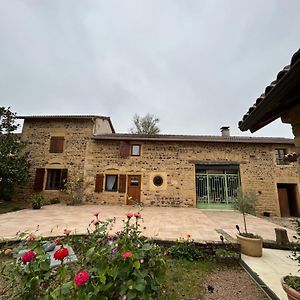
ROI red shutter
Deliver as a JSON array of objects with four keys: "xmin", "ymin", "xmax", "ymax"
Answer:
[
  {"xmin": 50, "ymin": 137, "xmax": 64, "ymax": 153},
  {"xmin": 95, "ymin": 174, "xmax": 104, "ymax": 193},
  {"xmin": 118, "ymin": 175, "xmax": 126, "ymax": 193},
  {"xmin": 60, "ymin": 169, "xmax": 68, "ymax": 189},
  {"xmin": 34, "ymin": 168, "xmax": 45, "ymax": 191},
  {"xmin": 120, "ymin": 141, "xmax": 130, "ymax": 158}
]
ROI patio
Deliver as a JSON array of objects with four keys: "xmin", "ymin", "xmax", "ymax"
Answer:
[{"xmin": 0, "ymin": 204, "xmax": 296, "ymax": 242}]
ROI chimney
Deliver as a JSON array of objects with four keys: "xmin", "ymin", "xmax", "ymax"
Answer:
[{"xmin": 221, "ymin": 126, "xmax": 230, "ymax": 137}]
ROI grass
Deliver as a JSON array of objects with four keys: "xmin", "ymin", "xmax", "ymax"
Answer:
[
  {"xmin": 163, "ymin": 258, "xmax": 216, "ymax": 299},
  {"xmin": 0, "ymin": 201, "xmax": 26, "ymax": 214}
]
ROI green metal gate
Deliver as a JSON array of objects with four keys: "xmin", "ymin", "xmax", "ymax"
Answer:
[{"xmin": 196, "ymin": 172, "xmax": 240, "ymax": 206}]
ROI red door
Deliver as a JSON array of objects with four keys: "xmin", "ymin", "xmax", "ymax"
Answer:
[{"xmin": 127, "ymin": 175, "xmax": 141, "ymax": 205}]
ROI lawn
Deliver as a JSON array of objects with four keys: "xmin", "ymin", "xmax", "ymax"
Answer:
[{"xmin": 0, "ymin": 200, "xmax": 26, "ymax": 214}]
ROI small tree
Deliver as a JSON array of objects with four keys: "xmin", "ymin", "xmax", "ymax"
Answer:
[
  {"xmin": 0, "ymin": 107, "xmax": 30, "ymax": 200},
  {"xmin": 130, "ymin": 113, "xmax": 160, "ymax": 135},
  {"xmin": 233, "ymin": 189, "xmax": 257, "ymax": 234}
]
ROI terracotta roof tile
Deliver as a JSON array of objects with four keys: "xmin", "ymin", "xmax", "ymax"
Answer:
[
  {"xmin": 239, "ymin": 48, "xmax": 300, "ymax": 130},
  {"xmin": 93, "ymin": 133, "xmax": 294, "ymax": 144}
]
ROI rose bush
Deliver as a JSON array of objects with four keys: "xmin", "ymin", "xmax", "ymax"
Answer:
[{"xmin": 1, "ymin": 211, "xmax": 166, "ymax": 299}]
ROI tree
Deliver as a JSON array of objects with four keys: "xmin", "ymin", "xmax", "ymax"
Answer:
[
  {"xmin": 130, "ymin": 113, "xmax": 160, "ymax": 135},
  {"xmin": 0, "ymin": 107, "xmax": 30, "ymax": 200}
]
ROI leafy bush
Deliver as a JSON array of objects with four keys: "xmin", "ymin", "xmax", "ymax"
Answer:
[
  {"xmin": 50, "ymin": 197, "xmax": 60, "ymax": 204},
  {"xmin": 168, "ymin": 236, "xmax": 203, "ymax": 261},
  {"xmin": 1, "ymin": 211, "xmax": 166, "ymax": 299},
  {"xmin": 31, "ymin": 194, "xmax": 44, "ymax": 209}
]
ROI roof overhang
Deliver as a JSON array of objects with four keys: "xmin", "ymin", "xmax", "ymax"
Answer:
[{"xmin": 239, "ymin": 49, "xmax": 300, "ymax": 133}]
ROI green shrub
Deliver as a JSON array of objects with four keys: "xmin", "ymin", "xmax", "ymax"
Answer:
[
  {"xmin": 168, "ymin": 237, "xmax": 203, "ymax": 261},
  {"xmin": 50, "ymin": 197, "xmax": 60, "ymax": 204},
  {"xmin": 30, "ymin": 194, "xmax": 44, "ymax": 209}
]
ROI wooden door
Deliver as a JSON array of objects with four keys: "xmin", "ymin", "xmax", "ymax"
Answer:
[
  {"xmin": 278, "ymin": 188, "xmax": 290, "ymax": 217},
  {"xmin": 127, "ymin": 175, "xmax": 141, "ymax": 205}
]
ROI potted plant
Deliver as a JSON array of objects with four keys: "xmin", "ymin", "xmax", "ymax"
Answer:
[
  {"xmin": 233, "ymin": 189, "xmax": 263, "ymax": 257},
  {"xmin": 31, "ymin": 194, "xmax": 44, "ymax": 209},
  {"xmin": 281, "ymin": 219, "xmax": 300, "ymax": 300}
]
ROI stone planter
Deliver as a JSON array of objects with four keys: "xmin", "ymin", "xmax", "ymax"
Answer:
[
  {"xmin": 236, "ymin": 234, "xmax": 262, "ymax": 257},
  {"xmin": 281, "ymin": 276, "xmax": 300, "ymax": 300}
]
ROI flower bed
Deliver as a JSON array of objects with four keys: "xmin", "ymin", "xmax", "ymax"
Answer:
[{"xmin": 1, "ymin": 211, "xmax": 166, "ymax": 299}]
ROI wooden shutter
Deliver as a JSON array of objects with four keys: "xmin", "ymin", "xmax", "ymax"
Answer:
[
  {"xmin": 119, "ymin": 141, "xmax": 130, "ymax": 158},
  {"xmin": 50, "ymin": 137, "xmax": 65, "ymax": 153},
  {"xmin": 118, "ymin": 175, "xmax": 126, "ymax": 193},
  {"xmin": 60, "ymin": 169, "xmax": 68, "ymax": 189},
  {"xmin": 95, "ymin": 174, "xmax": 104, "ymax": 193},
  {"xmin": 34, "ymin": 168, "xmax": 45, "ymax": 191}
]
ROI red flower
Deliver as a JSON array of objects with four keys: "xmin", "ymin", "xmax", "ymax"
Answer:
[
  {"xmin": 122, "ymin": 251, "xmax": 133, "ymax": 260},
  {"xmin": 134, "ymin": 213, "xmax": 142, "ymax": 219},
  {"xmin": 54, "ymin": 247, "xmax": 69, "ymax": 261},
  {"xmin": 54, "ymin": 237, "xmax": 62, "ymax": 245},
  {"xmin": 64, "ymin": 229, "xmax": 72, "ymax": 236},
  {"xmin": 126, "ymin": 212, "xmax": 134, "ymax": 219},
  {"xmin": 21, "ymin": 250, "xmax": 36, "ymax": 264},
  {"xmin": 74, "ymin": 271, "xmax": 89, "ymax": 286}
]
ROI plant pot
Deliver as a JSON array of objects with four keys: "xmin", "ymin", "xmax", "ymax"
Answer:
[
  {"xmin": 32, "ymin": 203, "xmax": 41, "ymax": 209},
  {"xmin": 236, "ymin": 234, "xmax": 262, "ymax": 257},
  {"xmin": 281, "ymin": 276, "xmax": 300, "ymax": 300}
]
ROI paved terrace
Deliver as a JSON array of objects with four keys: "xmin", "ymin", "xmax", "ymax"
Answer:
[{"xmin": 0, "ymin": 205, "xmax": 296, "ymax": 242}]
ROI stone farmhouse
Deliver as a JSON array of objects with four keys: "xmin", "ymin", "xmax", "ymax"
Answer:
[{"xmin": 17, "ymin": 115, "xmax": 300, "ymax": 217}]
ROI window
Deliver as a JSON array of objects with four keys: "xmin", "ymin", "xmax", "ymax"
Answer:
[
  {"xmin": 50, "ymin": 137, "xmax": 65, "ymax": 153},
  {"xmin": 46, "ymin": 169, "xmax": 67, "ymax": 190},
  {"xmin": 275, "ymin": 149, "xmax": 288, "ymax": 165},
  {"xmin": 153, "ymin": 175, "xmax": 163, "ymax": 187},
  {"xmin": 131, "ymin": 144, "xmax": 141, "ymax": 156},
  {"xmin": 105, "ymin": 175, "xmax": 118, "ymax": 192}
]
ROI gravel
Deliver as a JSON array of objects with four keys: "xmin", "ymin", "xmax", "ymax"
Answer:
[{"xmin": 202, "ymin": 266, "xmax": 268, "ymax": 300}]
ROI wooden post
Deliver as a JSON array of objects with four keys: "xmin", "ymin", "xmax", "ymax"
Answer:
[{"xmin": 275, "ymin": 228, "xmax": 289, "ymax": 246}]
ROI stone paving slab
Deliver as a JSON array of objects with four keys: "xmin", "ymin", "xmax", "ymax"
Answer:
[
  {"xmin": 242, "ymin": 249, "xmax": 298, "ymax": 300},
  {"xmin": 0, "ymin": 205, "xmax": 296, "ymax": 243}
]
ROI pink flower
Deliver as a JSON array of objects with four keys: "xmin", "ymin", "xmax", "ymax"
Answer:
[
  {"xmin": 74, "ymin": 271, "xmax": 89, "ymax": 286},
  {"xmin": 122, "ymin": 251, "xmax": 133, "ymax": 260},
  {"xmin": 54, "ymin": 247, "xmax": 69, "ymax": 261},
  {"xmin": 93, "ymin": 211, "xmax": 100, "ymax": 218},
  {"xmin": 26, "ymin": 233, "xmax": 36, "ymax": 242},
  {"xmin": 134, "ymin": 213, "xmax": 142, "ymax": 219},
  {"xmin": 126, "ymin": 213, "xmax": 134, "ymax": 219},
  {"xmin": 21, "ymin": 250, "xmax": 36, "ymax": 264},
  {"xmin": 63, "ymin": 229, "xmax": 72, "ymax": 236},
  {"xmin": 54, "ymin": 237, "xmax": 62, "ymax": 245},
  {"xmin": 91, "ymin": 219, "xmax": 100, "ymax": 226}
]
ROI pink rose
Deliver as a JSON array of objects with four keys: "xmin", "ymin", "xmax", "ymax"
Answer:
[
  {"xmin": 74, "ymin": 271, "xmax": 89, "ymax": 286},
  {"xmin": 21, "ymin": 250, "xmax": 36, "ymax": 264}
]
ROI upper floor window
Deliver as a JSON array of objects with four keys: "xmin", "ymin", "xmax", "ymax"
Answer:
[
  {"xmin": 50, "ymin": 136, "xmax": 65, "ymax": 153},
  {"xmin": 275, "ymin": 148, "xmax": 288, "ymax": 165},
  {"xmin": 131, "ymin": 144, "xmax": 141, "ymax": 156}
]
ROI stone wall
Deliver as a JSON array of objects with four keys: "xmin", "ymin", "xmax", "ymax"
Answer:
[
  {"xmin": 84, "ymin": 139, "xmax": 299, "ymax": 216},
  {"xmin": 18, "ymin": 118, "xmax": 300, "ymax": 216},
  {"xmin": 18, "ymin": 118, "xmax": 99, "ymax": 201}
]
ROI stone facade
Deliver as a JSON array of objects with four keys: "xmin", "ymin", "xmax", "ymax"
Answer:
[{"xmin": 19, "ymin": 116, "xmax": 300, "ymax": 217}]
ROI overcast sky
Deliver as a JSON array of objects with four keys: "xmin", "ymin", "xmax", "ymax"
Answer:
[{"xmin": 1, "ymin": 1, "xmax": 299, "ymax": 137}]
